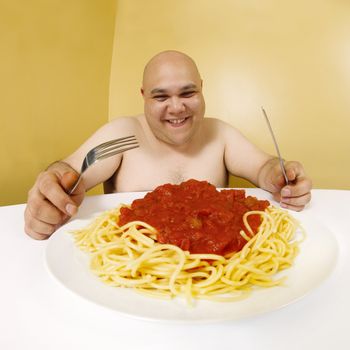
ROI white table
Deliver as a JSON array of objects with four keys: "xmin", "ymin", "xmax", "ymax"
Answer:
[{"xmin": 1, "ymin": 189, "xmax": 350, "ymax": 350}]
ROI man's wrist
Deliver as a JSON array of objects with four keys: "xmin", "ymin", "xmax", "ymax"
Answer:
[
  {"xmin": 257, "ymin": 157, "xmax": 279, "ymax": 191},
  {"xmin": 46, "ymin": 161, "xmax": 78, "ymax": 177}
]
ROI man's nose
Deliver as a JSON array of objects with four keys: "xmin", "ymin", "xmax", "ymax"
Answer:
[{"xmin": 168, "ymin": 97, "xmax": 185, "ymax": 114}]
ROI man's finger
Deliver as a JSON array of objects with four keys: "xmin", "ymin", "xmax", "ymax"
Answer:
[
  {"xmin": 61, "ymin": 171, "xmax": 79, "ymax": 193},
  {"xmin": 286, "ymin": 167, "xmax": 296, "ymax": 182},
  {"xmin": 281, "ymin": 177, "xmax": 312, "ymax": 198},
  {"xmin": 284, "ymin": 161, "xmax": 306, "ymax": 182},
  {"xmin": 280, "ymin": 202, "xmax": 306, "ymax": 212},
  {"xmin": 24, "ymin": 207, "xmax": 56, "ymax": 239},
  {"xmin": 27, "ymin": 197, "xmax": 66, "ymax": 225},
  {"xmin": 39, "ymin": 174, "xmax": 77, "ymax": 216},
  {"xmin": 281, "ymin": 192, "xmax": 312, "ymax": 207}
]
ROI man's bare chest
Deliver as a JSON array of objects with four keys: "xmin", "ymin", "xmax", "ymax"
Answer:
[{"xmin": 113, "ymin": 144, "xmax": 227, "ymax": 192}]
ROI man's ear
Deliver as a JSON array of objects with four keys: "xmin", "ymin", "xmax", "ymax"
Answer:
[{"xmin": 140, "ymin": 87, "xmax": 145, "ymax": 96}]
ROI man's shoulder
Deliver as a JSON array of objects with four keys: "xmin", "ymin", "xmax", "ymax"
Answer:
[
  {"xmin": 203, "ymin": 117, "xmax": 235, "ymax": 131},
  {"xmin": 203, "ymin": 117, "xmax": 243, "ymax": 144},
  {"xmin": 108, "ymin": 115, "xmax": 142, "ymax": 127},
  {"xmin": 100, "ymin": 115, "xmax": 143, "ymax": 133},
  {"xmin": 89, "ymin": 115, "xmax": 143, "ymax": 140}
]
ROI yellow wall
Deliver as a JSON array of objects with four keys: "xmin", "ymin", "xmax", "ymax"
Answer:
[
  {"xmin": 109, "ymin": 0, "xmax": 350, "ymax": 190},
  {"xmin": 0, "ymin": 0, "xmax": 116, "ymax": 205},
  {"xmin": 2, "ymin": 0, "xmax": 349, "ymax": 207}
]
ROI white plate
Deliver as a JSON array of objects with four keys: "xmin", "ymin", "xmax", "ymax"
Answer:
[{"xmin": 45, "ymin": 190, "xmax": 338, "ymax": 323}]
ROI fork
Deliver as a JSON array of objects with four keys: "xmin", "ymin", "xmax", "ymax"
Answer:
[
  {"xmin": 261, "ymin": 107, "xmax": 289, "ymax": 185},
  {"xmin": 68, "ymin": 135, "xmax": 139, "ymax": 194}
]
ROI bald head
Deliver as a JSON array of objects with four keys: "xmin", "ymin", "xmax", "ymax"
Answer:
[
  {"xmin": 142, "ymin": 51, "xmax": 202, "ymax": 93},
  {"xmin": 140, "ymin": 50, "xmax": 206, "ymax": 146}
]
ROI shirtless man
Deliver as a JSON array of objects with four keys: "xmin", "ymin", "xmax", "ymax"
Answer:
[{"xmin": 24, "ymin": 50, "xmax": 312, "ymax": 240}]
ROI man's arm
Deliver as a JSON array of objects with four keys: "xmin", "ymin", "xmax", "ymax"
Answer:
[
  {"xmin": 221, "ymin": 119, "xmax": 312, "ymax": 211},
  {"xmin": 24, "ymin": 117, "xmax": 137, "ymax": 239}
]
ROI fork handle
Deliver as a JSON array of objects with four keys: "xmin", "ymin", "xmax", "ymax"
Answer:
[{"xmin": 68, "ymin": 174, "xmax": 82, "ymax": 195}]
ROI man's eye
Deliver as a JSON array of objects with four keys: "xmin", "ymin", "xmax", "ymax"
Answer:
[
  {"xmin": 153, "ymin": 95, "xmax": 168, "ymax": 101},
  {"xmin": 181, "ymin": 91, "xmax": 196, "ymax": 98}
]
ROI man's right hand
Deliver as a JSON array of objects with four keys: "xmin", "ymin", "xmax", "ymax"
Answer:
[{"xmin": 24, "ymin": 169, "xmax": 85, "ymax": 240}]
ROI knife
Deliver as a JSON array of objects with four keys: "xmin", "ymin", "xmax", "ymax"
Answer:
[{"xmin": 261, "ymin": 107, "xmax": 289, "ymax": 185}]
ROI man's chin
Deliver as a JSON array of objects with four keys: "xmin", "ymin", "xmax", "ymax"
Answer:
[
  {"xmin": 154, "ymin": 132, "xmax": 193, "ymax": 147},
  {"xmin": 166, "ymin": 133, "xmax": 195, "ymax": 147}
]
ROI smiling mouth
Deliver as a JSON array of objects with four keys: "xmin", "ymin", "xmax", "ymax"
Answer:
[{"xmin": 166, "ymin": 117, "xmax": 189, "ymax": 126}]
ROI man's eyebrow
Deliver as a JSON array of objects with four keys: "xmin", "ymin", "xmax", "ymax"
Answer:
[
  {"xmin": 150, "ymin": 88, "xmax": 167, "ymax": 95},
  {"xmin": 180, "ymin": 84, "xmax": 198, "ymax": 91},
  {"xmin": 150, "ymin": 84, "xmax": 199, "ymax": 95}
]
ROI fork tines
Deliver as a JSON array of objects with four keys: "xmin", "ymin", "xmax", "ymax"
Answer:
[{"xmin": 93, "ymin": 135, "xmax": 139, "ymax": 161}]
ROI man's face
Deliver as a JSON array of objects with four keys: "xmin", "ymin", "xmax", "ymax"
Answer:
[{"xmin": 142, "ymin": 58, "xmax": 205, "ymax": 147}]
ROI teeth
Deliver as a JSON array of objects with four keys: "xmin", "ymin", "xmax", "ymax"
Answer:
[{"xmin": 168, "ymin": 118, "xmax": 186, "ymax": 124}]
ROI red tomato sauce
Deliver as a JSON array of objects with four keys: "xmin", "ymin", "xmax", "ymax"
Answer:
[{"xmin": 118, "ymin": 179, "xmax": 270, "ymax": 256}]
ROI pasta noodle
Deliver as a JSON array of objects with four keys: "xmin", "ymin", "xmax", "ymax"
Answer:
[{"xmin": 71, "ymin": 204, "xmax": 305, "ymax": 305}]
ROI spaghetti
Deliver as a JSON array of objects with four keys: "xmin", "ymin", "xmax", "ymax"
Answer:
[{"xmin": 71, "ymin": 193, "xmax": 304, "ymax": 304}]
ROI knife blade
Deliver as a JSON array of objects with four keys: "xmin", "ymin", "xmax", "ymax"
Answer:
[{"xmin": 261, "ymin": 107, "xmax": 289, "ymax": 186}]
